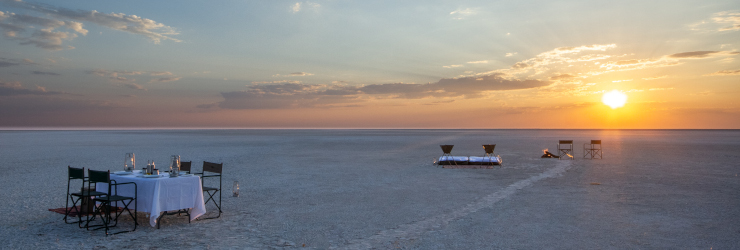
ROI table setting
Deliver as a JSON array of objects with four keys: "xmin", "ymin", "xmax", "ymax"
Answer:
[{"xmin": 97, "ymin": 153, "xmax": 207, "ymax": 227}]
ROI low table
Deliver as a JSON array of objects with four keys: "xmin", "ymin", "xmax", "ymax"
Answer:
[{"xmin": 97, "ymin": 171, "xmax": 207, "ymax": 227}]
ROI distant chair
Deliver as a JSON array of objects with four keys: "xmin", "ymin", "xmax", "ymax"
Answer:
[
  {"xmin": 439, "ymin": 145, "xmax": 455, "ymax": 166},
  {"xmin": 583, "ymin": 140, "xmax": 602, "ymax": 159},
  {"xmin": 558, "ymin": 140, "xmax": 574, "ymax": 160},
  {"xmin": 482, "ymin": 144, "xmax": 497, "ymax": 166}
]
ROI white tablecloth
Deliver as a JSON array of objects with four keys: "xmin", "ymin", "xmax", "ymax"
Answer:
[{"xmin": 97, "ymin": 171, "xmax": 207, "ymax": 227}]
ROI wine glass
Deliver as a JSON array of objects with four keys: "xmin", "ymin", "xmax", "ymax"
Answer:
[
  {"xmin": 124, "ymin": 153, "xmax": 135, "ymax": 172},
  {"xmin": 169, "ymin": 155, "xmax": 180, "ymax": 176}
]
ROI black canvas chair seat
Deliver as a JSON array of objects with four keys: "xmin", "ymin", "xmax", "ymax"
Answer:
[
  {"xmin": 71, "ymin": 190, "xmax": 107, "ymax": 197},
  {"xmin": 202, "ymin": 186, "xmax": 219, "ymax": 191},
  {"xmin": 93, "ymin": 195, "xmax": 133, "ymax": 202}
]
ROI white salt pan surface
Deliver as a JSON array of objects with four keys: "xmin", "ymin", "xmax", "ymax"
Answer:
[{"xmin": 0, "ymin": 129, "xmax": 738, "ymax": 249}]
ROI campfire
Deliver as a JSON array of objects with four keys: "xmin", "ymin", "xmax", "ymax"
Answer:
[{"xmin": 541, "ymin": 149, "xmax": 559, "ymax": 158}]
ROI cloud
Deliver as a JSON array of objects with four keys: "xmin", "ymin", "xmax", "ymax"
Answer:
[
  {"xmin": 149, "ymin": 76, "xmax": 181, "ymax": 83},
  {"xmin": 88, "ymin": 69, "xmax": 178, "ymax": 84},
  {"xmin": 705, "ymin": 69, "xmax": 740, "ymax": 76},
  {"xmin": 272, "ymin": 72, "xmax": 315, "ymax": 77},
  {"xmin": 642, "ymin": 75, "xmax": 667, "ymax": 80},
  {"xmin": 0, "ymin": 0, "xmax": 179, "ymax": 45},
  {"xmin": 450, "ymin": 8, "xmax": 477, "ymax": 20},
  {"xmin": 0, "ymin": 10, "xmax": 87, "ymax": 50},
  {"xmin": 493, "ymin": 44, "xmax": 617, "ymax": 76},
  {"xmin": 109, "ymin": 76, "xmax": 133, "ymax": 82},
  {"xmin": 467, "ymin": 60, "xmax": 488, "ymax": 64},
  {"xmin": 0, "ymin": 60, "xmax": 19, "ymax": 67},
  {"xmin": 212, "ymin": 73, "xmax": 550, "ymax": 109},
  {"xmin": 0, "ymin": 57, "xmax": 37, "ymax": 67},
  {"xmin": 290, "ymin": 72, "xmax": 313, "ymax": 76},
  {"xmin": 252, "ymin": 80, "xmax": 302, "ymax": 84},
  {"xmin": 149, "ymin": 71, "xmax": 173, "ymax": 76},
  {"xmin": 31, "ymin": 70, "xmax": 60, "ymax": 76},
  {"xmin": 0, "ymin": 80, "xmax": 63, "ymax": 96},
  {"xmin": 291, "ymin": 2, "xmax": 320, "ymax": 13},
  {"xmin": 291, "ymin": 3, "xmax": 301, "ymax": 13},
  {"xmin": 505, "ymin": 52, "xmax": 517, "ymax": 57},
  {"xmin": 595, "ymin": 50, "xmax": 739, "ymax": 74},
  {"xmin": 549, "ymin": 74, "xmax": 578, "ymax": 81},
  {"xmin": 668, "ymin": 51, "xmax": 740, "ymax": 58},
  {"xmin": 87, "ymin": 69, "xmax": 143, "ymax": 78},
  {"xmin": 443, "ymin": 65, "xmax": 463, "ymax": 68},
  {"xmin": 713, "ymin": 11, "xmax": 740, "ymax": 31},
  {"xmin": 121, "ymin": 82, "xmax": 144, "ymax": 90}
]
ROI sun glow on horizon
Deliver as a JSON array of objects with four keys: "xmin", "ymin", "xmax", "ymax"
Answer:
[{"xmin": 602, "ymin": 90, "xmax": 628, "ymax": 109}]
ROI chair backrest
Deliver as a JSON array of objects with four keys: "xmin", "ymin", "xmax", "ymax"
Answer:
[
  {"xmin": 440, "ymin": 145, "xmax": 454, "ymax": 154},
  {"xmin": 180, "ymin": 161, "xmax": 192, "ymax": 172},
  {"xmin": 203, "ymin": 161, "xmax": 223, "ymax": 174},
  {"xmin": 559, "ymin": 140, "xmax": 573, "ymax": 145},
  {"xmin": 87, "ymin": 169, "xmax": 111, "ymax": 195},
  {"xmin": 483, "ymin": 144, "xmax": 496, "ymax": 154},
  {"xmin": 591, "ymin": 140, "xmax": 601, "ymax": 145},
  {"xmin": 88, "ymin": 169, "xmax": 111, "ymax": 184},
  {"xmin": 68, "ymin": 166, "xmax": 84, "ymax": 180}
]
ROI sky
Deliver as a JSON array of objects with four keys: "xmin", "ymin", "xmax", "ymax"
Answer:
[{"xmin": 0, "ymin": 0, "xmax": 739, "ymax": 129}]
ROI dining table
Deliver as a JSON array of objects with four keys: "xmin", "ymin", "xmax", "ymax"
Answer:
[{"xmin": 96, "ymin": 170, "xmax": 207, "ymax": 227}]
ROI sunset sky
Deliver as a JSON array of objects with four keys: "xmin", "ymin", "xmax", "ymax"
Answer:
[{"xmin": 1, "ymin": 0, "xmax": 739, "ymax": 129}]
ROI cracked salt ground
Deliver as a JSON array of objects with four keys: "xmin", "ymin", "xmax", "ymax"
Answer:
[{"xmin": 1, "ymin": 129, "xmax": 739, "ymax": 249}]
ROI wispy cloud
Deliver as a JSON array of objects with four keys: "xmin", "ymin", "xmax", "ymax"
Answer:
[
  {"xmin": 291, "ymin": 2, "xmax": 320, "ymax": 13},
  {"xmin": 450, "ymin": 8, "xmax": 477, "ymax": 20},
  {"xmin": 0, "ymin": 10, "xmax": 86, "ymax": 50},
  {"xmin": 713, "ymin": 11, "xmax": 740, "ymax": 31},
  {"xmin": 149, "ymin": 77, "xmax": 181, "ymax": 83},
  {"xmin": 668, "ymin": 51, "xmax": 739, "ymax": 58},
  {"xmin": 505, "ymin": 52, "xmax": 517, "ymax": 57},
  {"xmin": 0, "ymin": 57, "xmax": 38, "ymax": 67},
  {"xmin": 0, "ymin": 80, "xmax": 63, "ymax": 96},
  {"xmin": 122, "ymin": 82, "xmax": 144, "ymax": 90},
  {"xmin": 149, "ymin": 71, "xmax": 173, "ymax": 76},
  {"xmin": 31, "ymin": 71, "xmax": 60, "ymax": 76},
  {"xmin": 443, "ymin": 65, "xmax": 463, "ymax": 68},
  {"xmin": 705, "ymin": 69, "xmax": 740, "ymax": 76},
  {"xmin": 642, "ymin": 75, "xmax": 668, "ymax": 80},
  {"xmin": 88, "ymin": 68, "xmax": 179, "ymax": 86},
  {"xmin": 272, "ymin": 72, "xmax": 314, "ymax": 77},
  {"xmin": 467, "ymin": 60, "xmax": 488, "ymax": 64},
  {"xmin": 252, "ymin": 80, "xmax": 302, "ymax": 84},
  {"xmin": 596, "ymin": 50, "xmax": 738, "ymax": 73},
  {"xmin": 0, "ymin": 0, "xmax": 180, "ymax": 48},
  {"xmin": 87, "ymin": 69, "xmax": 143, "ymax": 78},
  {"xmin": 211, "ymin": 73, "xmax": 549, "ymax": 109}
]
